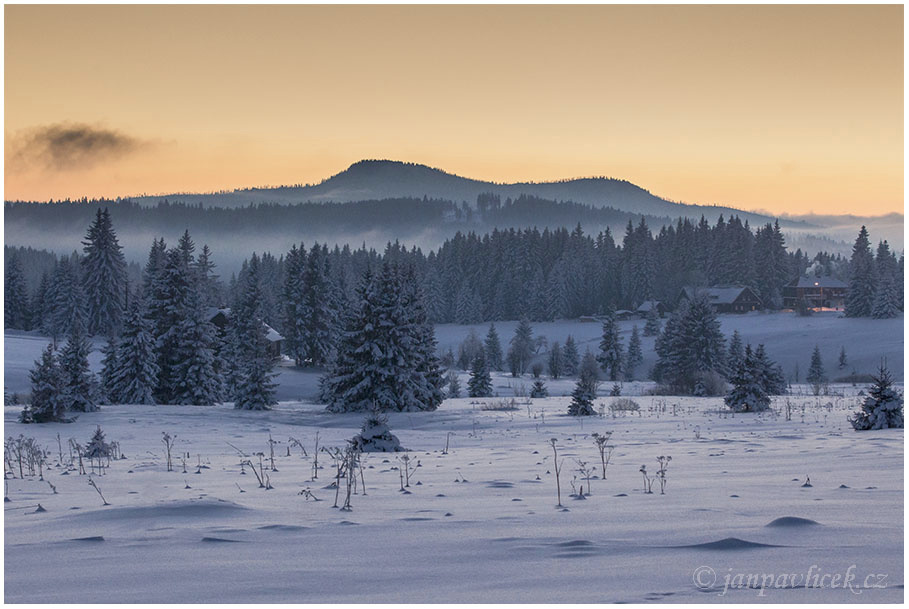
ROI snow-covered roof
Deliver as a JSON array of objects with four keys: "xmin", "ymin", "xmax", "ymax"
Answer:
[
  {"xmin": 681, "ymin": 286, "xmax": 759, "ymax": 305},
  {"xmin": 788, "ymin": 276, "xmax": 848, "ymax": 289},
  {"xmin": 205, "ymin": 307, "xmax": 284, "ymax": 342},
  {"xmin": 264, "ymin": 324, "xmax": 284, "ymax": 343},
  {"xmin": 636, "ymin": 300, "xmax": 661, "ymax": 312}
]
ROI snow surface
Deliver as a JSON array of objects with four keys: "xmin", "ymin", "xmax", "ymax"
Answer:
[{"xmin": 4, "ymin": 394, "xmax": 902, "ymax": 603}]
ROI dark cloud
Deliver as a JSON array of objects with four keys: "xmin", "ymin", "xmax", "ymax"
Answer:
[{"xmin": 9, "ymin": 123, "xmax": 148, "ymax": 172}]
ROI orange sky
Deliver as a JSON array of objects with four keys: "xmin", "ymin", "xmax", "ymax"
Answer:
[{"xmin": 4, "ymin": 5, "xmax": 904, "ymax": 215}]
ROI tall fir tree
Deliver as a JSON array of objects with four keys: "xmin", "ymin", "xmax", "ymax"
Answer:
[
  {"xmin": 654, "ymin": 295, "xmax": 726, "ymax": 393},
  {"xmin": 724, "ymin": 345, "xmax": 770, "ymax": 412},
  {"xmin": 596, "ymin": 309, "xmax": 623, "ymax": 381},
  {"xmin": 99, "ymin": 334, "xmax": 120, "ymax": 404},
  {"xmin": 625, "ymin": 325, "xmax": 643, "ymax": 380},
  {"xmin": 872, "ymin": 240, "xmax": 900, "ymax": 319},
  {"xmin": 230, "ymin": 253, "xmax": 277, "ymax": 410},
  {"xmin": 58, "ymin": 312, "xmax": 97, "ymax": 412},
  {"xmin": 806, "ymin": 345, "xmax": 827, "ymax": 396},
  {"xmin": 484, "ymin": 323, "xmax": 504, "ymax": 371},
  {"xmin": 643, "ymin": 306, "xmax": 661, "ymax": 336},
  {"xmin": 548, "ymin": 341, "xmax": 563, "ymax": 379},
  {"xmin": 562, "ymin": 335, "xmax": 580, "ymax": 376},
  {"xmin": 81, "ymin": 208, "xmax": 127, "ymax": 335},
  {"xmin": 110, "ymin": 299, "xmax": 159, "ymax": 405},
  {"xmin": 5, "ymin": 253, "xmax": 28, "ymax": 330},
  {"xmin": 506, "ymin": 317, "xmax": 534, "ymax": 376},
  {"xmin": 727, "ymin": 330, "xmax": 745, "ymax": 374},
  {"xmin": 568, "ymin": 350, "xmax": 600, "ymax": 416},
  {"xmin": 26, "ymin": 344, "xmax": 66, "ymax": 423},
  {"xmin": 171, "ymin": 288, "xmax": 223, "ymax": 406},
  {"xmin": 298, "ymin": 244, "xmax": 339, "ymax": 367},
  {"xmin": 467, "ymin": 352, "xmax": 493, "ymax": 398},
  {"xmin": 845, "ymin": 226, "xmax": 876, "ymax": 318}
]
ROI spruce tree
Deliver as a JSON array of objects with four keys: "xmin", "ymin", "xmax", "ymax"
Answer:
[
  {"xmin": 753, "ymin": 344, "xmax": 786, "ymax": 395},
  {"xmin": 323, "ymin": 263, "xmax": 442, "ymax": 412},
  {"xmin": 298, "ymin": 243, "xmax": 338, "ymax": 367},
  {"xmin": 194, "ymin": 244, "xmax": 221, "ymax": 307},
  {"xmin": 548, "ymin": 341, "xmax": 563, "ymax": 379},
  {"xmin": 845, "ymin": 226, "xmax": 876, "ymax": 317},
  {"xmin": 5, "ymin": 253, "xmax": 28, "ymax": 330},
  {"xmin": 110, "ymin": 299, "xmax": 159, "ymax": 405},
  {"xmin": 484, "ymin": 323, "xmax": 504, "ymax": 371},
  {"xmin": 58, "ymin": 313, "xmax": 97, "ymax": 412},
  {"xmin": 850, "ymin": 361, "xmax": 903, "ymax": 430},
  {"xmin": 562, "ymin": 335, "xmax": 580, "ymax": 376},
  {"xmin": 724, "ymin": 345, "xmax": 770, "ymax": 412},
  {"xmin": 467, "ymin": 352, "xmax": 493, "ymax": 398},
  {"xmin": 872, "ymin": 241, "xmax": 900, "ymax": 319},
  {"xmin": 597, "ymin": 310, "xmax": 623, "ymax": 381},
  {"xmin": 643, "ymin": 306, "xmax": 661, "ymax": 336},
  {"xmin": 838, "ymin": 346, "xmax": 848, "ymax": 370},
  {"xmin": 172, "ymin": 290, "xmax": 223, "ymax": 406},
  {"xmin": 27, "ymin": 344, "xmax": 66, "ymax": 423},
  {"xmin": 446, "ymin": 370, "xmax": 461, "ymax": 398},
  {"xmin": 806, "ymin": 345, "xmax": 827, "ymax": 396},
  {"xmin": 81, "ymin": 208, "xmax": 127, "ymax": 335},
  {"xmin": 655, "ymin": 296, "xmax": 726, "ymax": 393},
  {"xmin": 281, "ymin": 243, "xmax": 306, "ymax": 366},
  {"xmin": 625, "ymin": 325, "xmax": 643, "ymax": 380},
  {"xmin": 568, "ymin": 351, "xmax": 599, "ymax": 416},
  {"xmin": 152, "ymin": 249, "xmax": 192, "ymax": 403},
  {"xmin": 231, "ymin": 254, "xmax": 277, "ymax": 410},
  {"xmin": 99, "ymin": 334, "xmax": 120, "ymax": 404},
  {"xmin": 727, "ymin": 330, "xmax": 745, "ymax": 374},
  {"xmin": 506, "ymin": 317, "xmax": 534, "ymax": 376}
]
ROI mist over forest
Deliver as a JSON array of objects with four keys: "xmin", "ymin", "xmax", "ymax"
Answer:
[{"xmin": 4, "ymin": 160, "xmax": 903, "ymax": 273}]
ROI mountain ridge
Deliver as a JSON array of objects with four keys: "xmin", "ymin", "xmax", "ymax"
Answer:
[{"xmin": 133, "ymin": 159, "xmax": 796, "ymax": 226}]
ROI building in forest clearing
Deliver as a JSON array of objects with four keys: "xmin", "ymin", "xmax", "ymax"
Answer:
[
  {"xmin": 782, "ymin": 276, "xmax": 848, "ymax": 310},
  {"xmin": 677, "ymin": 286, "xmax": 763, "ymax": 314}
]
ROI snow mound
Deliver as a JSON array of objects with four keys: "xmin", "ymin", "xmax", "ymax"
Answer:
[
  {"xmin": 765, "ymin": 516, "xmax": 821, "ymax": 528},
  {"xmin": 676, "ymin": 537, "xmax": 782, "ymax": 550},
  {"xmin": 73, "ymin": 499, "xmax": 247, "ymax": 522},
  {"xmin": 200, "ymin": 536, "xmax": 243, "ymax": 543}
]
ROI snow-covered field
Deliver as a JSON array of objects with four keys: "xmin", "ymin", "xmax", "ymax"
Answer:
[{"xmin": 4, "ymin": 392, "xmax": 903, "ymax": 603}]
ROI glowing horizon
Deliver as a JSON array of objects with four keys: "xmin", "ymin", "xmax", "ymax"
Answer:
[{"xmin": 4, "ymin": 5, "xmax": 904, "ymax": 215}]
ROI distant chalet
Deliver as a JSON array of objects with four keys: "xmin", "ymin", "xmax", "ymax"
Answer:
[
  {"xmin": 678, "ymin": 286, "xmax": 763, "ymax": 314},
  {"xmin": 207, "ymin": 307, "xmax": 285, "ymax": 358},
  {"xmin": 782, "ymin": 276, "xmax": 848, "ymax": 310}
]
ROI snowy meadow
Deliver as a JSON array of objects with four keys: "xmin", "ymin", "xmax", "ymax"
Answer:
[{"xmin": 3, "ymin": 383, "xmax": 903, "ymax": 603}]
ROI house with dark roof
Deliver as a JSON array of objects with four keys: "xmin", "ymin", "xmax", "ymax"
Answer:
[
  {"xmin": 206, "ymin": 307, "xmax": 285, "ymax": 358},
  {"xmin": 782, "ymin": 276, "xmax": 848, "ymax": 310},
  {"xmin": 636, "ymin": 300, "xmax": 665, "ymax": 318},
  {"xmin": 677, "ymin": 286, "xmax": 763, "ymax": 314}
]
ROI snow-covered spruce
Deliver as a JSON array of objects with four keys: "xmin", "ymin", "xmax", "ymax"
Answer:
[
  {"xmin": 24, "ymin": 344, "xmax": 66, "ymax": 424},
  {"xmin": 850, "ymin": 362, "xmax": 904, "ymax": 430},
  {"xmin": 596, "ymin": 308, "xmax": 623, "ymax": 381},
  {"xmin": 58, "ymin": 313, "xmax": 97, "ymax": 413},
  {"xmin": 81, "ymin": 208, "xmax": 128, "ymax": 336},
  {"xmin": 468, "ymin": 352, "xmax": 493, "ymax": 398},
  {"xmin": 323, "ymin": 262, "xmax": 443, "ymax": 413},
  {"xmin": 568, "ymin": 350, "xmax": 600, "ymax": 416},
  {"xmin": 109, "ymin": 299, "xmax": 159, "ymax": 405},
  {"xmin": 350, "ymin": 412, "xmax": 404, "ymax": 452},
  {"xmin": 230, "ymin": 253, "xmax": 277, "ymax": 410},
  {"xmin": 724, "ymin": 345, "xmax": 770, "ymax": 412}
]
